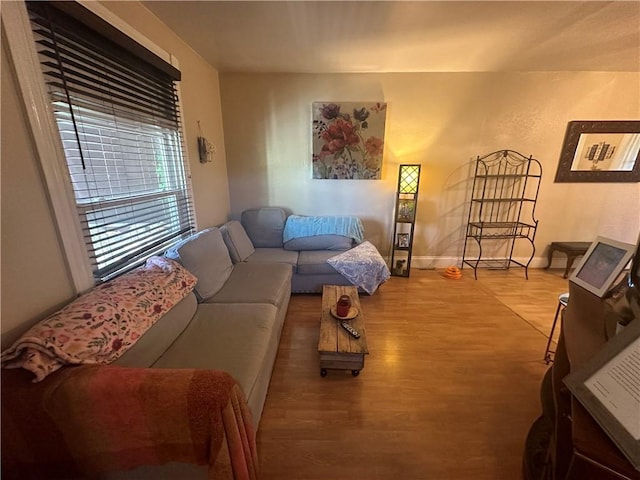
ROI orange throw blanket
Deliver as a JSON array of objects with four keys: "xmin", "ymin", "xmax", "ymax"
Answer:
[{"xmin": 1, "ymin": 365, "xmax": 258, "ymax": 479}]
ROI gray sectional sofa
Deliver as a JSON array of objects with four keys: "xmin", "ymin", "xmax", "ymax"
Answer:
[
  {"xmin": 221, "ymin": 206, "xmax": 358, "ymax": 293},
  {"xmin": 104, "ymin": 209, "xmax": 370, "ymax": 477},
  {"xmin": 2, "ymin": 206, "xmax": 379, "ymax": 479}
]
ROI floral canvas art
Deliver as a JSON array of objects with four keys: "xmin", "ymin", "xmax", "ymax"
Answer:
[{"xmin": 312, "ymin": 102, "xmax": 387, "ymax": 179}]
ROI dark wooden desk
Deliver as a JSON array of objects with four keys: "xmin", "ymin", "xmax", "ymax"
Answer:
[{"xmin": 545, "ymin": 241, "xmax": 591, "ymax": 278}]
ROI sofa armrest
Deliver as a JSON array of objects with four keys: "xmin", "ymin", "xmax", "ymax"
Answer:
[{"xmin": 1, "ymin": 365, "xmax": 258, "ymax": 480}]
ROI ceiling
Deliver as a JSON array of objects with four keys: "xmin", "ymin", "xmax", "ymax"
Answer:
[{"xmin": 142, "ymin": 1, "xmax": 640, "ymax": 73}]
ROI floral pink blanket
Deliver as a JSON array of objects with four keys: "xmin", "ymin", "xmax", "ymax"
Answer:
[{"xmin": 1, "ymin": 256, "xmax": 197, "ymax": 382}]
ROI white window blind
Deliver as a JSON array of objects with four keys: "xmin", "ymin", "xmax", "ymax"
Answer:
[{"xmin": 26, "ymin": 1, "xmax": 194, "ymax": 281}]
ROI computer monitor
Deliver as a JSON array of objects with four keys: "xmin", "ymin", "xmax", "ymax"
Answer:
[{"xmin": 569, "ymin": 236, "xmax": 635, "ymax": 297}]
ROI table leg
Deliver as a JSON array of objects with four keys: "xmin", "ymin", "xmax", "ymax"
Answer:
[
  {"xmin": 564, "ymin": 255, "xmax": 577, "ymax": 279},
  {"xmin": 544, "ymin": 301, "xmax": 563, "ymax": 364},
  {"xmin": 545, "ymin": 245, "xmax": 556, "ymax": 270}
]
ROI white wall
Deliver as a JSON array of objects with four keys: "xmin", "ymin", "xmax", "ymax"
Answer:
[
  {"xmin": 220, "ymin": 72, "xmax": 640, "ymax": 266},
  {"xmin": 1, "ymin": 1, "xmax": 230, "ymax": 345},
  {"xmin": 1, "ymin": 38, "xmax": 76, "ymax": 346}
]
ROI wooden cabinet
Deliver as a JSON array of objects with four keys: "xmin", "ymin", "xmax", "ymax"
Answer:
[{"xmin": 462, "ymin": 150, "xmax": 541, "ymax": 279}]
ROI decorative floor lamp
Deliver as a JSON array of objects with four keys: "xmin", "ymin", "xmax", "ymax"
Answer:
[{"xmin": 391, "ymin": 164, "xmax": 421, "ymax": 277}]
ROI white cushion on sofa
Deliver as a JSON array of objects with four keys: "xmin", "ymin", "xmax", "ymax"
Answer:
[
  {"xmin": 220, "ymin": 220, "xmax": 255, "ymax": 263},
  {"xmin": 165, "ymin": 228, "xmax": 233, "ymax": 301}
]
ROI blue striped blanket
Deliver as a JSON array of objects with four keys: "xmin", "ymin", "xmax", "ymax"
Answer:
[{"xmin": 283, "ymin": 215, "xmax": 364, "ymax": 243}]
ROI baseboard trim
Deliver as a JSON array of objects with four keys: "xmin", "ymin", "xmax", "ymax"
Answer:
[{"xmin": 408, "ymin": 256, "xmax": 561, "ymax": 270}]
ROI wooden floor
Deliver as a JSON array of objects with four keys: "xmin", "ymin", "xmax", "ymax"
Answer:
[{"xmin": 257, "ymin": 267, "xmax": 570, "ymax": 479}]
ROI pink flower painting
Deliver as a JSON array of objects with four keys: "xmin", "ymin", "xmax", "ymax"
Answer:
[{"xmin": 312, "ymin": 102, "xmax": 387, "ymax": 179}]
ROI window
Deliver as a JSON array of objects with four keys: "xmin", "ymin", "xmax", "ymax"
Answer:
[{"xmin": 26, "ymin": 1, "xmax": 194, "ymax": 282}]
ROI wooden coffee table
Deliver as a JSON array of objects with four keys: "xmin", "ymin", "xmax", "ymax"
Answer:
[{"xmin": 318, "ymin": 285, "xmax": 369, "ymax": 377}]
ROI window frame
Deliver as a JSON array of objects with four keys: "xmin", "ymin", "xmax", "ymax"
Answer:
[{"xmin": 2, "ymin": 1, "xmax": 194, "ymax": 293}]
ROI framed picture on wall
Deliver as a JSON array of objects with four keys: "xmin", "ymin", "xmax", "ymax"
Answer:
[
  {"xmin": 554, "ymin": 121, "xmax": 640, "ymax": 183},
  {"xmin": 311, "ymin": 101, "xmax": 387, "ymax": 180},
  {"xmin": 569, "ymin": 236, "xmax": 635, "ymax": 297}
]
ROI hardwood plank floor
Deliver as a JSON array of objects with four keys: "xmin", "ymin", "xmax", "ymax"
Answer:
[{"xmin": 257, "ymin": 267, "xmax": 570, "ymax": 479}]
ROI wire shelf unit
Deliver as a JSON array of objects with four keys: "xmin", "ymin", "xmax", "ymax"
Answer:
[{"xmin": 462, "ymin": 149, "xmax": 542, "ymax": 279}]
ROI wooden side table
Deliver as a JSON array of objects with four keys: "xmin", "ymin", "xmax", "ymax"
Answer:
[{"xmin": 545, "ymin": 241, "xmax": 591, "ymax": 278}]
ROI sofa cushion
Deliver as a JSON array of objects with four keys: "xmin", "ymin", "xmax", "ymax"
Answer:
[
  {"xmin": 283, "ymin": 234, "xmax": 353, "ymax": 251},
  {"xmin": 206, "ymin": 262, "xmax": 291, "ymax": 307},
  {"xmin": 220, "ymin": 220, "xmax": 255, "ymax": 263},
  {"xmin": 292, "ymin": 273, "xmax": 353, "ymax": 293},
  {"xmin": 241, "ymin": 207, "xmax": 287, "ymax": 248},
  {"xmin": 165, "ymin": 228, "xmax": 233, "ymax": 301},
  {"xmin": 114, "ymin": 292, "xmax": 198, "ymax": 368},
  {"xmin": 246, "ymin": 248, "xmax": 298, "ymax": 272},
  {"xmin": 297, "ymin": 250, "xmax": 341, "ymax": 275},
  {"xmin": 150, "ymin": 302, "xmax": 280, "ymax": 422}
]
